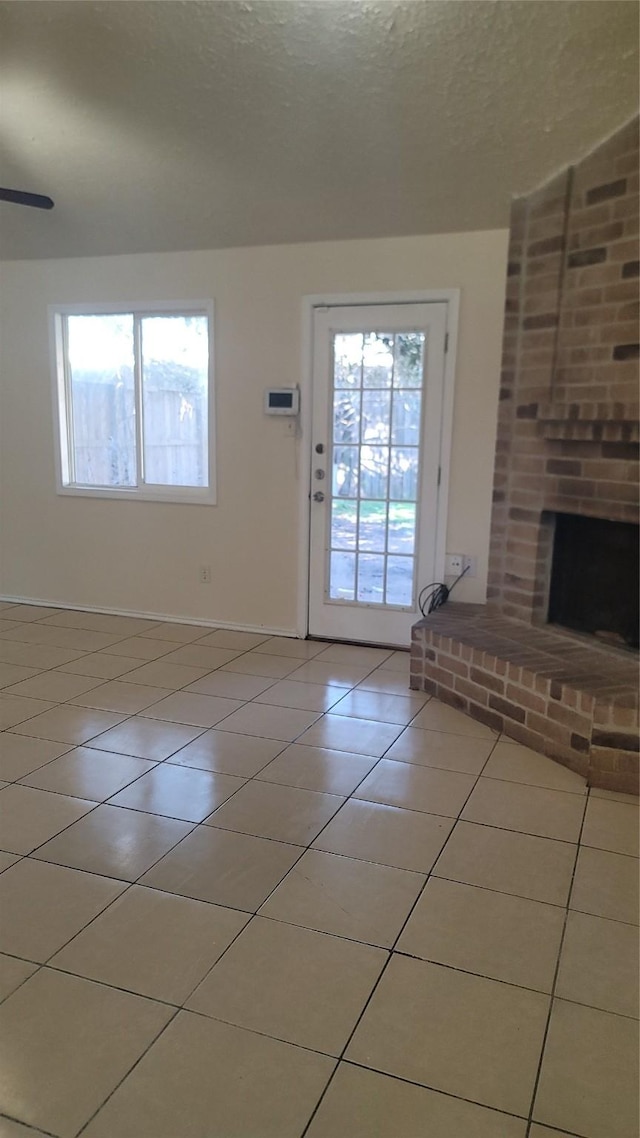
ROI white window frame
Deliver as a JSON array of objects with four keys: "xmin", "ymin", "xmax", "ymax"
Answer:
[{"xmin": 50, "ymin": 300, "xmax": 216, "ymax": 505}]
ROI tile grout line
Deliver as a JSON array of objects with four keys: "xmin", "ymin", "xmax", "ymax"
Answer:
[
  {"xmin": 0, "ymin": 1110, "xmax": 57, "ymax": 1137},
  {"xmin": 323, "ymin": 1056, "xmax": 538, "ymax": 1125},
  {"xmin": 523, "ymin": 789, "xmax": 591, "ymax": 1138},
  {"xmin": 0, "ymin": 960, "xmax": 40, "ymax": 1010},
  {"xmin": 73, "ymin": 1005, "xmax": 181, "ymax": 1137},
  {"xmin": 298, "ymin": 729, "xmax": 503, "ymax": 1136}
]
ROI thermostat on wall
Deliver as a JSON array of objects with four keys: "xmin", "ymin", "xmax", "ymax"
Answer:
[{"xmin": 264, "ymin": 387, "xmax": 300, "ymax": 415}]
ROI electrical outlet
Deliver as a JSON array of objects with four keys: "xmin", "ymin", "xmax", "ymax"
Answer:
[
  {"xmin": 462, "ymin": 555, "xmax": 478, "ymax": 578},
  {"xmin": 445, "ymin": 553, "xmax": 463, "ymax": 575},
  {"xmin": 199, "ymin": 565, "xmax": 212, "ymax": 584},
  {"xmin": 445, "ymin": 553, "xmax": 478, "ymax": 578}
]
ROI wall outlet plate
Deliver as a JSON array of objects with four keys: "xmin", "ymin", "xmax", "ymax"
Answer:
[
  {"xmin": 445, "ymin": 553, "xmax": 477, "ymax": 578},
  {"xmin": 462, "ymin": 555, "xmax": 478, "ymax": 578},
  {"xmin": 445, "ymin": 553, "xmax": 464, "ymax": 575}
]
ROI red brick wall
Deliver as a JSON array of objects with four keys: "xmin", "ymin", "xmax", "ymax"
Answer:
[{"xmin": 487, "ymin": 117, "xmax": 639, "ymax": 624}]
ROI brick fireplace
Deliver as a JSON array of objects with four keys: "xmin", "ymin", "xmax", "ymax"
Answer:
[{"xmin": 411, "ymin": 116, "xmax": 639, "ymax": 794}]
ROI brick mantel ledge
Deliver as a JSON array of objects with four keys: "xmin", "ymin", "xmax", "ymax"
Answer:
[
  {"xmin": 537, "ymin": 401, "xmax": 640, "ymax": 444},
  {"xmin": 410, "ymin": 603, "xmax": 639, "ymax": 795},
  {"xmin": 538, "ymin": 402, "xmax": 639, "ymax": 423}
]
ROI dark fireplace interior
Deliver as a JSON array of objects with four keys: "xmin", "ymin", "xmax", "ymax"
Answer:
[{"xmin": 548, "ymin": 514, "xmax": 639, "ymax": 650}]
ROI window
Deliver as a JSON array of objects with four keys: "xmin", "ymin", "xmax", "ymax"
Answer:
[{"xmin": 51, "ymin": 303, "xmax": 215, "ymax": 503}]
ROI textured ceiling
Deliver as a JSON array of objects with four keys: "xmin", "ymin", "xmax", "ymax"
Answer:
[{"xmin": 0, "ymin": 0, "xmax": 638, "ymax": 259}]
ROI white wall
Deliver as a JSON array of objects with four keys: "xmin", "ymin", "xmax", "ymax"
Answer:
[{"xmin": 0, "ymin": 231, "xmax": 508, "ymax": 633}]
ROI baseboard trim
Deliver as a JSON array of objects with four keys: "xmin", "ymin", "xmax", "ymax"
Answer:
[{"xmin": 0, "ymin": 595, "xmax": 299, "ymax": 640}]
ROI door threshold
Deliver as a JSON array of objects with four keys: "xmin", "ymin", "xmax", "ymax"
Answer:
[{"xmin": 306, "ymin": 635, "xmax": 410, "ymax": 652}]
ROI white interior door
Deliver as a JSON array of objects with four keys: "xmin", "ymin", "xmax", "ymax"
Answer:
[{"xmin": 308, "ymin": 302, "xmax": 448, "ymax": 647}]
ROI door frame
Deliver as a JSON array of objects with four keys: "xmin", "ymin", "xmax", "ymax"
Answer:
[{"xmin": 296, "ymin": 290, "xmax": 460, "ymax": 640}]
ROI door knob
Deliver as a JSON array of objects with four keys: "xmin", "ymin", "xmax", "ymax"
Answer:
[{"xmin": 313, "ymin": 491, "xmax": 325, "ymax": 502}]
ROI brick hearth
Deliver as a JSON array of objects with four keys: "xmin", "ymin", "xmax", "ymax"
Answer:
[
  {"xmin": 411, "ymin": 606, "xmax": 639, "ymax": 796},
  {"xmin": 412, "ymin": 116, "xmax": 639, "ymax": 794}
]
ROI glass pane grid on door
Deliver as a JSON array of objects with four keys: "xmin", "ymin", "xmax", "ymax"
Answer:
[{"xmin": 328, "ymin": 331, "xmax": 425, "ymax": 609}]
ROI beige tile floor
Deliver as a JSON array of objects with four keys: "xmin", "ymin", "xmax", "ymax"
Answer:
[{"xmin": 0, "ymin": 602, "xmax": 638, "ymax": 1138}]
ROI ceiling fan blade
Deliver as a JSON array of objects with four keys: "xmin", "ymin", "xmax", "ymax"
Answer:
[{"xmin": 0, "ymin": 187, "xmax": 54, "ymax": 210}]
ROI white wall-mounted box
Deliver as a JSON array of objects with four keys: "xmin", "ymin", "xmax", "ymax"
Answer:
[{"xmin": 264, "ymin": 387, "xmax": 300, "ymax": 415}]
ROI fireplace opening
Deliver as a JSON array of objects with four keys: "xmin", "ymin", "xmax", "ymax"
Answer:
[{"xmin": 548, "ymin": 514, "xmax": 639, "ymax": 650}]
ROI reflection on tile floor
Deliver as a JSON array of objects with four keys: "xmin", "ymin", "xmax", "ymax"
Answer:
[{"xmin": 0, "ymin": 604, "xmax": 638, "ymax": 1138}]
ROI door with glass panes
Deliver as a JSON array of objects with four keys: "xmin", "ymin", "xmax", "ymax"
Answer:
[{"xmin": 308, "ymin": 302, "xmax": 448, "ymax": 646}]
